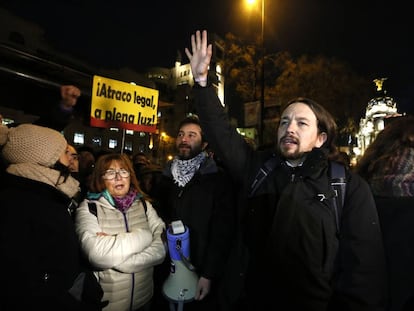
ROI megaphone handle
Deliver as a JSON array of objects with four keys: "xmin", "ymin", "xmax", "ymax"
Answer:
[
  {"xmin": 168, "ymin": 301, "xmax": 185, "ymax": 311},
  {"xmin": 175, "ymin": 240, "xmax": 196, "ymax": 271},
  {"xmin": 177, "ymin": 249, "xmax": 196, "ymax": 271}
]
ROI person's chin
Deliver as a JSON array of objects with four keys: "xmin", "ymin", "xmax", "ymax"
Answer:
[{"xmin": 281, "ymin": 150, "xmax": 299, "ymax": 159}]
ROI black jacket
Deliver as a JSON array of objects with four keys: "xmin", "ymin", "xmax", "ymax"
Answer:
[
  {"xmin": 156, "ymin": 155, "xmax": 236, "ymax": 280},
  {"xmin": 375, "ymin": 196, "xmax": 414, "ymax": 311},
  {"xmin": 193, "ymin": 86, "xmax": 387, "ymax": 311},
  {"xmin": 0, "ymin": 173, "xmax": 103, "ymax": 311}
]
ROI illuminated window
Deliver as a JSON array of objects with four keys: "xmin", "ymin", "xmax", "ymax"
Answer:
[
  {"xmin": 109, "ymin": 139, "xmax": 117, "ymax": 149},
  {"xmin": 124, "ymin": 141, "xmax": 133, "ymax": 151},
  {"xmin": 92, "ymin": 137, "xmax": 102, "ymax": 147},
  {"xmin": 73, "ymin": 133, "xmax": 84, "ymax": 144},
  {"xmin": 138, "ymin": 144, "xmax": 146, "ymax": 153},
  {"xmin": 126, "ymin": 129, "xmax": 134, "ymax": 135}
]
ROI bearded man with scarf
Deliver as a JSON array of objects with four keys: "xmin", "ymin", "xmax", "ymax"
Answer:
[
  {"xmin": 0, "ymin": 123, "xmax": 104, "ymax": 311},
  {"xmin": 151, "ymin": 115, "xmax": 237, "ymax": 311}
]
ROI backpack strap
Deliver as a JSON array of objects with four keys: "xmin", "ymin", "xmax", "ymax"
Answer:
[
  {"xmin": 249, "ymin": 155, "xmax": 277, "ymax": 198},
  {"xmin": 139, "ymin": 197, "xmax": 148, "ymax": 220},
  {"xmin": 329, "ymin": 161, "xmax": 347, "ymax": 235},
  {"xmin": 88, "ymin": 202, "xmax": 97, "ymax": 217},
  {"xmin": 87, "ymin": 197, "xmax": 148, "ymax": 219},
  {"xmin": 249, "ymin": 158, "xmax": 347, "ymax": 235}
]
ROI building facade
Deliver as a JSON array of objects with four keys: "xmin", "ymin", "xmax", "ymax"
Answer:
[
  {"xmin": 0, "ymin": 8, "xmax": 225, "ymax": 165},
  {"xmin": 353, "ymin": 78, "xmax": 403, "ymax": 164}
]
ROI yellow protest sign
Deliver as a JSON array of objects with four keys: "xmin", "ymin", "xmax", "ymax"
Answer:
[{"xmin": 90, "ymin": 75, "xmax": 159, "ymax": 132}]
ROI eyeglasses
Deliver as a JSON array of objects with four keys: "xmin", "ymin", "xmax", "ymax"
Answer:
[{"xmin": 102, "ymin": 169, "xmax": 130, "ymax": 180}]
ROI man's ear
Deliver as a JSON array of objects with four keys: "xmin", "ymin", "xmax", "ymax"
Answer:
[{"xmin": 316, "ymin": 132, "xmax": 327, "ymax": 148}]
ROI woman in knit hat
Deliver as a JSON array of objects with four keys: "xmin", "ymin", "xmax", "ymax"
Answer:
[{"xmin": 0, "ymin": 123, "xmax": 104, "ymax": 311}]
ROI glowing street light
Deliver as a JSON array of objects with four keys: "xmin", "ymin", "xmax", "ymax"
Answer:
[{"xmin": 246, "ymin": 0, "xmax": 265, "ymax": 146}]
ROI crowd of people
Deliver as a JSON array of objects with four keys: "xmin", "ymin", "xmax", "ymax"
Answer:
[{"xmin": 0, "ymin": 30, "xmax": 413, "ymax": 311}]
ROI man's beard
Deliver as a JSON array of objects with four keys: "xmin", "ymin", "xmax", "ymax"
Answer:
[
  {"xmin": 281, "ymin": 149, "xmax": 304, "ymax": 160},
  {"xmin": 178, "ymin": 144, "xmax": 203, "ymax": 160}
]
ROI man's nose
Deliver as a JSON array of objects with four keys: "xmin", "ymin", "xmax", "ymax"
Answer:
[{"xmin": 286, "ymin": 121, "xmax": 296, "ymax": 133}]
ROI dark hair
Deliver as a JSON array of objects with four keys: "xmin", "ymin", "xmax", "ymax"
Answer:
[
  {"xmin": 89, "ymin": 153, "xmax": 144, "ymax": 196},
  {"xmin": 354, "ymin": 115, "xmax": 414, "ymax": 180},
  {"xmin": 281, "ymin": 97, "xmax": 340, "ymax": 161},
  {"xmin": 178, "ymin": 114, "xmax": 206, "ymax": 142},
  {"xmin": 76, "ymin": 145, "xmax": 95, "ymax": 155},
  {"xmin": 132, "ymin": 152, "xmax": 149, "ymax": 164}
]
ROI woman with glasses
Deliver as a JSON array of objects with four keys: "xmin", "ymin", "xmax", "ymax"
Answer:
[{"xmin": 74, "ymin": 153, "xmax": 167, "ymax": 311}]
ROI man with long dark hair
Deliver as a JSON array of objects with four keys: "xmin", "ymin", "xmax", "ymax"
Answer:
[{"xmin": 184, "ymin": 30, "xmax": 387, "ymax": 311}]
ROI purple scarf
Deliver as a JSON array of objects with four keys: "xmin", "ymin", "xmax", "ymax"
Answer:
[{"xmin": 113, "ymin": 189, "xmax": 138, "ymax": 213}]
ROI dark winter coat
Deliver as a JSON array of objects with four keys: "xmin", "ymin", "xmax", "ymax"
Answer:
[
  {"xmin": 0, "ymin": 173, "xmax": 103, "ymax": 311},
  {"xmin": 193, "ymin": 86, "xmax": 388, "ymax": 311},
  {"xmin": 151, "ymin": 154, "xmax": 237, "ymax": 311},
  {"xmin": 375, "ymin": 196, "xmax": 414, "ymax": 311},
  {"xmin": 156, "ymin": 155, "xmax": 236, "ymax": 280}
]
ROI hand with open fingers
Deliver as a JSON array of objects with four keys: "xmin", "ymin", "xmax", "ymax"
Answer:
[{"xmin": 185, "ymin": 30, "xmax": 212, "ymax": 86}]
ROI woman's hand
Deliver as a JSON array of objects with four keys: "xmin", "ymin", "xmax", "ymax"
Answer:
[{"xmin": 185, "ymin": 30, "xmax": 212, "ymax": 87}]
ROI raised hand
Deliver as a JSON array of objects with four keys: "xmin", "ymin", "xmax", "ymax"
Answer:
[
  {"xmin": 185, "ymin": 30, "xmax": 212, "ymax": 87},
  {"xmin": 60, "ymin": 85, "xmax": 81, "ymax": 109}
]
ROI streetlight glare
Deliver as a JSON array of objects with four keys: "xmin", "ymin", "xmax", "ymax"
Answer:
[
  {"xmin": 244, "ymin": 0, "xmax": 265, "ymax": 145},
  {"xmin": 245, "ymin": 0, "xmax": 259, "ymax": 12}
]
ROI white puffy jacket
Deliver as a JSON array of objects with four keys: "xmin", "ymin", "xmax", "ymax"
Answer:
[{"xmin": 75, "ymin": 196, "xmax": 166, "ymax": 311}]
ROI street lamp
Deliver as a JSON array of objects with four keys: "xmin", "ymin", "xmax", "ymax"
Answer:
[
  {"xmin": 246, "ymin": 0, "xmax": 265, "ymax": 146},
  {"xmin": 260, "ymin": 0, "xmax": 265, "ymax": 146}
]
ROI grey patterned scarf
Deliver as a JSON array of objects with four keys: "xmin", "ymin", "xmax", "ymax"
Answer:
[{"xmin": 171, "ymin": 152, "xmax": 206, "ymax": 187}]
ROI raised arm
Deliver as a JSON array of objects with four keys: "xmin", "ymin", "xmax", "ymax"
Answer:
[
  {"xmin": 185, "ymin": 30, "xmax": 263, "ymax": 186},
  {"xmin": 185, "ymin": 30, "xmax": 212, "ymax": 87}
]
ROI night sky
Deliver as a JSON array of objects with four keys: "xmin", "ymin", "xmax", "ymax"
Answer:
[{"xmin": 2, "ymin": 0, "xmax": 413, "ymax": 112}]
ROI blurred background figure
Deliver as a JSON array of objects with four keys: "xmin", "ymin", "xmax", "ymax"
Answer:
[
  {"xmin": 67, "ymin": 144, "xmax": 79, "ymax": 174},
  {"xmin": 138, "ymin": 163, "xmax": 163, "ymax": 198},
  {"xmin": 354, "ymin": 115, "xmax": 414, "ymax": 311},
  {"xmin": 76, "ymin": 145, "xmax": 96, "ymax": 200},
  {"xmin": 132, "ymin": 151, "xmax": 151, "ymax": 180},
  {"xmin": 133, "ymin": 152, "xmax": 151, "ymax": 166}
]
